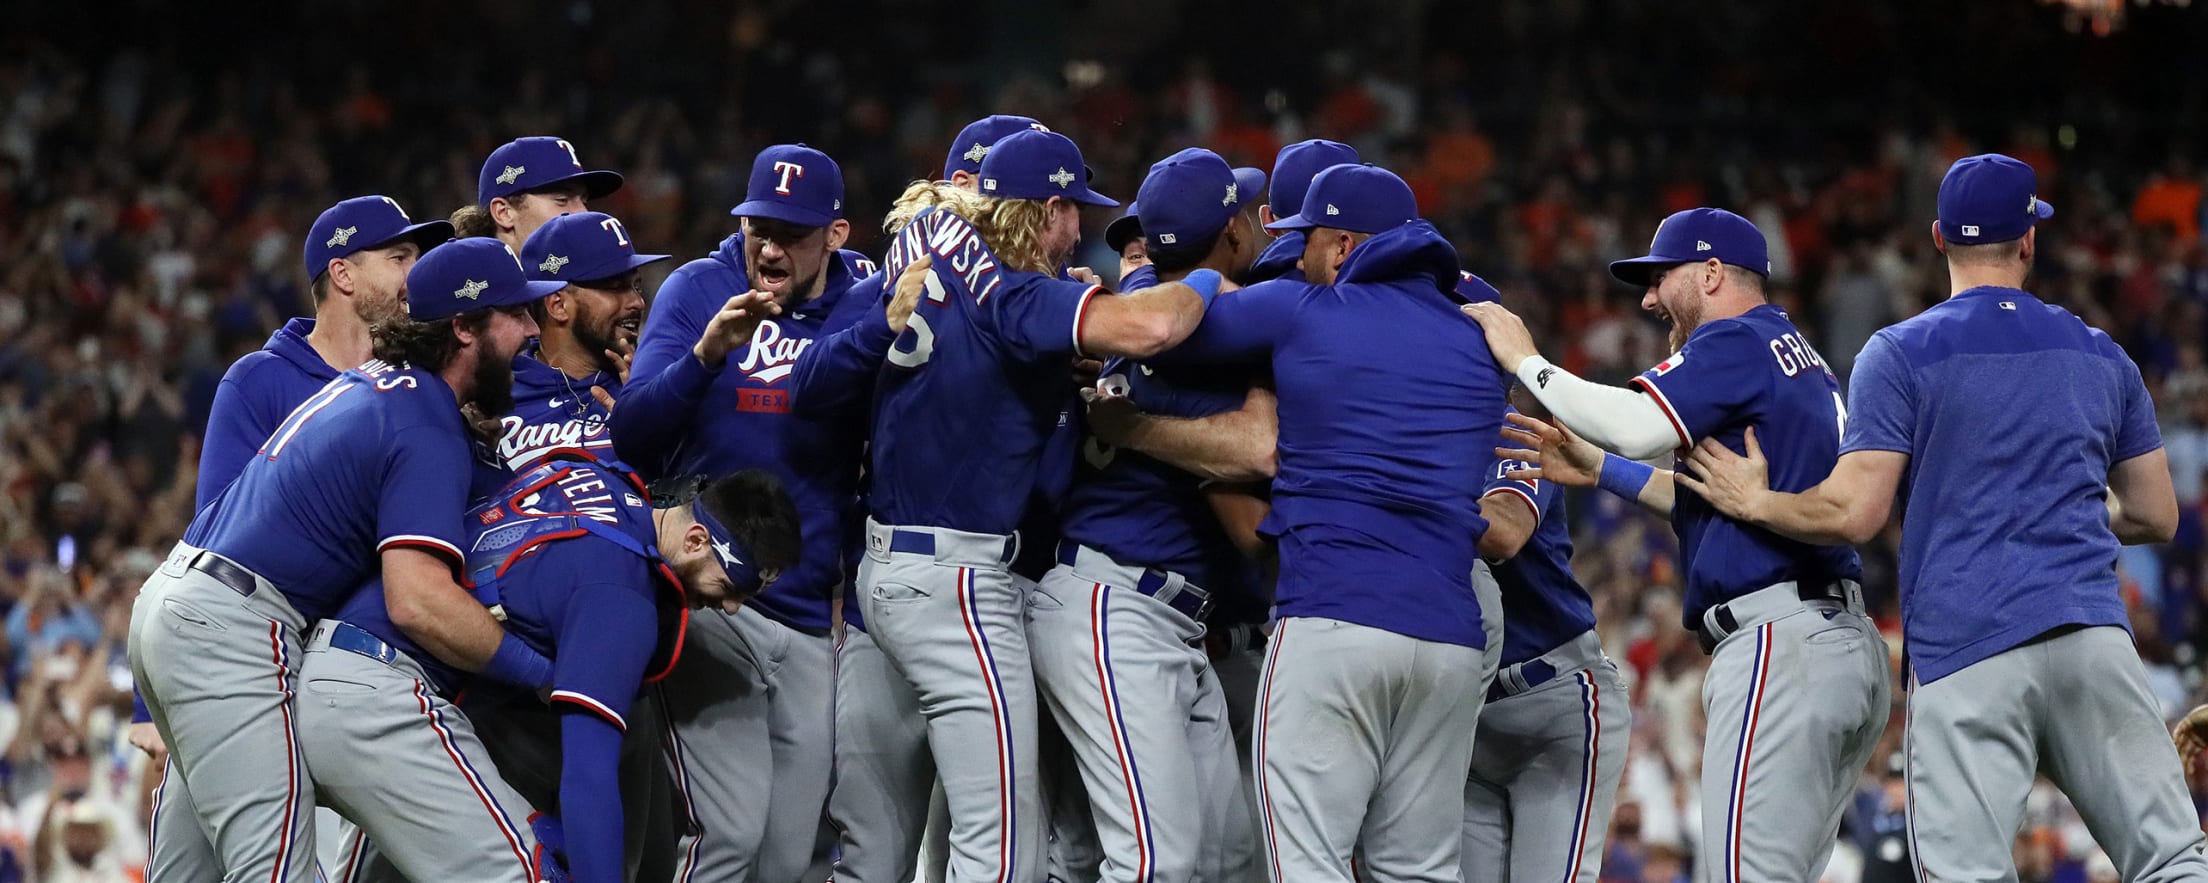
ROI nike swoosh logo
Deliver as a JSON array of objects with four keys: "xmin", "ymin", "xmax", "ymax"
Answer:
[{"xmin": 548, "ymin": 398, "xmax": 569, "ymax": 408}]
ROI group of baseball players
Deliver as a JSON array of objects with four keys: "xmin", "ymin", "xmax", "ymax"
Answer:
[{"xmin": 121, "ymin": 108, "xmax": 2207, "ymax": 883}]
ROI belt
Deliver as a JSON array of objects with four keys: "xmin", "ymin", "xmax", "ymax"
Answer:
[
  {"xmin": 307, "ymin": 620, "xmax": 402, "ymax": 667},
  {"xmin": 1487, "ymin": 629, "xmax": 1607, "ymax": 703},
  {"xmin": 866, "ymin": 519, "xmax": 1018, "ymax": 570},
  {"xmin": 1205, "ymin": 621, "xmax": 1268, "ymax": 661},
  {"xmin": 1697, "ymin": 579, "xmax": 1864, "ymax": 654},
  {"xmin": 188, "ymin": 550, "xmax": 258, "ymax": 598},
  {"xmin": 1055, "ymin": 541, "xmax": 1212, "ymax": 622}
]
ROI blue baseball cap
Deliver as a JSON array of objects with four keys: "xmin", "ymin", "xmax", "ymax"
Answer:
[
  {"xmin": 944, "ymin": 115, "xmax": 1049, "ymax": 179},
  {"xmin": 521, "ymin": 212, "xmax": 671, "ymax": 284},
  {"xmin": 477, "ymin": 137, "xmax": 625, "ymax": 206},
  {"xmin": 1105, "ymin": 204, "xmax": 1143, "ymax": 254},
  {"xmin": 689, "ymin": 498, "xmax": 763, "ymax": 597},
  {"xmin": 731, "ymin": 144, "xmax": 845, "ymax": 228},
  {"xmin": 1264, "ymin": 163, "xmax": 1416, "ymax": 234},
  {"xmin": 303, "ymin": 196, "xmax": 453, "ymax": 282},
  {"xmin": 1269, "ymin": 139, "xmax": 1360, "ymax": 218},
  {"xmin": 1608, "ymin": 208, "xmax": 1771, "ymax": 286},
  {"xmin": 406, "ymin": 238, "xmax": 566, "ymax": 321},
  {"xmin": 1233, "ymin": 167, "xmax": 1268, "ymax": 210},
  {"xmin": 1937, "ymin": 153, "xmax": 2054, "ymax": 246},
  {"xmin": 1136, "ymin": 149, "xmax": 1244, "ymax": 260},
  {"xmin": 977, "ymin": 130, "xmax": 1119, "ymax": 207}
]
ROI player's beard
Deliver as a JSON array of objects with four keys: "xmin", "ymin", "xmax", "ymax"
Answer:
[
  {"xmin": 753, "ymin": 262, "xmax": 824, "ymax": 310},
  {"xmin": 470, "ymin": 344, "xmax": 519, "ymax": 418},
  {"xmin": 569, "ymin": 299, "xmax": 631, "ymax": 376},
  {"xmin": 1665, "ymin": 295, "xmax": 1705, "ymax": 352},
  {"xmin": 356, "ymin": 284, "xmax": 408, "ymax": 328}
]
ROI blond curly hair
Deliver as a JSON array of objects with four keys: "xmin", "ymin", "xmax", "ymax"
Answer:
[{"xmin": 882, "ymin": 180, "xmax": 1055, "ymax": 274}]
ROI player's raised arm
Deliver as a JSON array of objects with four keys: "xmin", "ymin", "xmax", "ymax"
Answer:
[
  {"xmin": 1073, "ymin": 272, "xmax": 1220, "ymax": 358},
  {"xmin": 1462, "ymin": 302, "xmax": 1680, "ymax": 461}
]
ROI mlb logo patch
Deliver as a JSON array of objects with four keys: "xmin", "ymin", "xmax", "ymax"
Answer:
[{"xmin": 1653, "ymin": 351, "xmax": 1687, "ymax": 376}]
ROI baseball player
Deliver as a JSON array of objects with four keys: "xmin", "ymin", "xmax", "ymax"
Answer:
[
  {"xmin": 1137, "ymin": 162, "xmax": 1504, "ymax": 881},
  {"xmin": 315, "ymin": 449, "xmax": 797, "ymax": 883},
  {"xmin": 1246, "ymin": 139, "xmax": 1359, "ymax": 285},
  {"xmin": 1677, "ymin": 156, "xmax": 2208, "ymax": 880},
  {"xmin": 858, "ymin": 127, "xmax": 1218, "ymax": 883},
  {"xmin": 1463, "ymin": 207, "xmax": 1889, "ymax": 881},
  {"xmin": 131, "ymin": 194, "xmax": 450, "ymax": 771},
  {"xmin": 612, "ymin": 143, "xmax": 877, "ymax": 883},
  {"xmin": 132, "ymin": 237, "xmax": 559, "ymax": 882},
  {"xmin": 451, "ymin": 208, "xmax": 682, "ymax": 883},
  {"xmin": 499, "ymin": 210, "xmax": 670, "ymax": 469},
  {"xmin": 1105, "ymin": 205, "xmax": 1148, "ymax": 285},
  {"xmin": 784, "ymin": 113, "xmax": 1045, "ymax": 883},
  {"xmin": 1029, "ymin": 148, "xmax": 1261, "ymax": 883},
  {"xmin": 454, "ymin": 136, "xmax": 624, "ymax": 251},
  {"xmin": 1464, "ymin": 391, "xmax": 1631, "ymax": 883}
]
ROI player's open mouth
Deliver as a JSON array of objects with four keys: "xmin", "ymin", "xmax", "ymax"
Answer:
[
  {"xmin": 617, "ymin": 315, "xmax": 641, "ymax": 335},
  {"xmin": 758, "ymin": 266, "xmax": 792, "ymax": 288}
]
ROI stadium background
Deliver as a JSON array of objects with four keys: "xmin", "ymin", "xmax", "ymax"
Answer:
[{"xmin": 4, "ymin": 0, "xmax": 2208, "ymax": 879}]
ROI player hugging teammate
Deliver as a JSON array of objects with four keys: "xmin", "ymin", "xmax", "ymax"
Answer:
[{"xmin": 132, "ymin": 115, "xmax": 2199, "ymax": 883}]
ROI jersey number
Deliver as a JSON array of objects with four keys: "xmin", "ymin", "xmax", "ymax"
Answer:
[
  {"xmin": 886, "ymin": 268, "xmax": 947, "ymax": 369},
  {"xmin": 261, "ymin": 383, "xmax": 355, "ymax": 460},
  {"xmin": 1832, "ymin": 391, "xmax": 1848, "ymax": 441}
]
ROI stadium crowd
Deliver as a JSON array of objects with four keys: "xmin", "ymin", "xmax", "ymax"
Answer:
[{"xmin": 3, "ymin": 0, "xmax": 2207, "ymax": 879}]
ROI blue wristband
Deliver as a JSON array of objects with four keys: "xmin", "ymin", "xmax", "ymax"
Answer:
[
  {"xmin": 1596, "ymin": 453, "xmax": 1655, "ymax": 500},
  {"xmin": 1182, "ymin": 269, "xmax": 1222, "ymax": 307},
  {"xmin": 484, "ymin": 633, "xmax": 553, "ymax": 691}
]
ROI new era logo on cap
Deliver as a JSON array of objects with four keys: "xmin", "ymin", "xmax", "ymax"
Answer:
[
  {"xmin": 1696, "ymin": 240, "xmax": 1712, "ymax": 251},
  {"xmin": 1326, "ymin": 204, "xmax": 1340, "ymax": 215}
]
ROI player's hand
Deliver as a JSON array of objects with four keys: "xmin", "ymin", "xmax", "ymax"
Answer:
[
  {"xmin": 590, "ymin": 386, "xmax": 618, "ymax": 414},
  {"xmin": 127, "ymin": 721, "xmax": 168, "ymax": 761},
  {"xmin": 692, "ymin": 292, "xmax": 782, "ymax": 367},
  {"xmin": 888, "ymin": 256, "xmax": 931, "ymax": 335},
  {"xmin": 1675, "ymin": 427, "xmax": 1773, "ymax": 520},
  {"xmin": 1066, "ymin": 266, "xmax": 1101, "ymax": 285},
  {"xmin": 1082, "ymin": 385, "xmax": 1142, "ymax": 447},
  {"xmin": 605, "ymin": 336, "xmax": 635, "ymax": 386},
  {"xmin": 2176, "ymin": 705, "xmax": 2208, "ymax": 788},
  {"xmin": 1460, "ymin": 302, "xmax": 1541, "ymax": 373},
  {"xmin": 1496, "ymin": 412, "xmax": 1603, "ymax": 488}
]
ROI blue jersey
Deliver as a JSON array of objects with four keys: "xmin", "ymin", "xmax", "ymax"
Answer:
[
  {"xmin": 1246, "ymin": 231, "xmax": 1306, "ymax": 285},
  {"xmin": 613, "ymin": 234, "xmax": 877, "ymax": 634},
  {"xmin": 496, "ymin": 347, "xmax": 620, "ymax": 470},
  {"xmin": 1841, "ymin": 287, "xmax": 2160, "ymax": 683},
  {"xmin": 1632, "ymin": 304, "xmax": 1864, "ymax": 627},
  {"xmin": 1058, "ymin": 354, "xmax": 1257, "ymax": 600},
  {"xmin": 184, "ymin": 361, "xmax": 473, "ymax": 622},
  {"xmin": 1161, "ymin": 221, "xmax": 1503, "ymax": 648},
  {"xmin": 196, "ymin": 318, "xmax": 341, "ymax": 510},
  {"xmin": 867, "ymin": 207, "xmax": 1102, "ymax": 535},
  {"xmin": 1483, "ymin": 430, "xmax": 1596, "ymax": 666}
]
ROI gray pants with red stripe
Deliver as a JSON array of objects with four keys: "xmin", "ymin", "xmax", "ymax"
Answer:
[
  {"xmin": 1694, "ymin": 585, "xmax": 1888, "ymax": 883},
  {"xmin": 132, "ymin": 545, "xmax": 319, "ymax": 883},
  {"xmin": 858, "ymin": 519, "xmax": 1042, "ymax": 883},
  {"xmin": 1028, "ymin": 551, "xmax": 1240, "ymax": 883},
  {"xmin": 1906, "ymin": 626, "xmax": 2208, "ymax": 882},
  {"xmin": 293, "ymin": 619, "xmax": 544, "ymax": 883},
  {"xmin": 1463, "ymin": 633, "xmax": 1631, "ymax": 883},
  {"xmin": 1254, "ymin": 608, "xmax": 1494, "ymax": 883}
]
